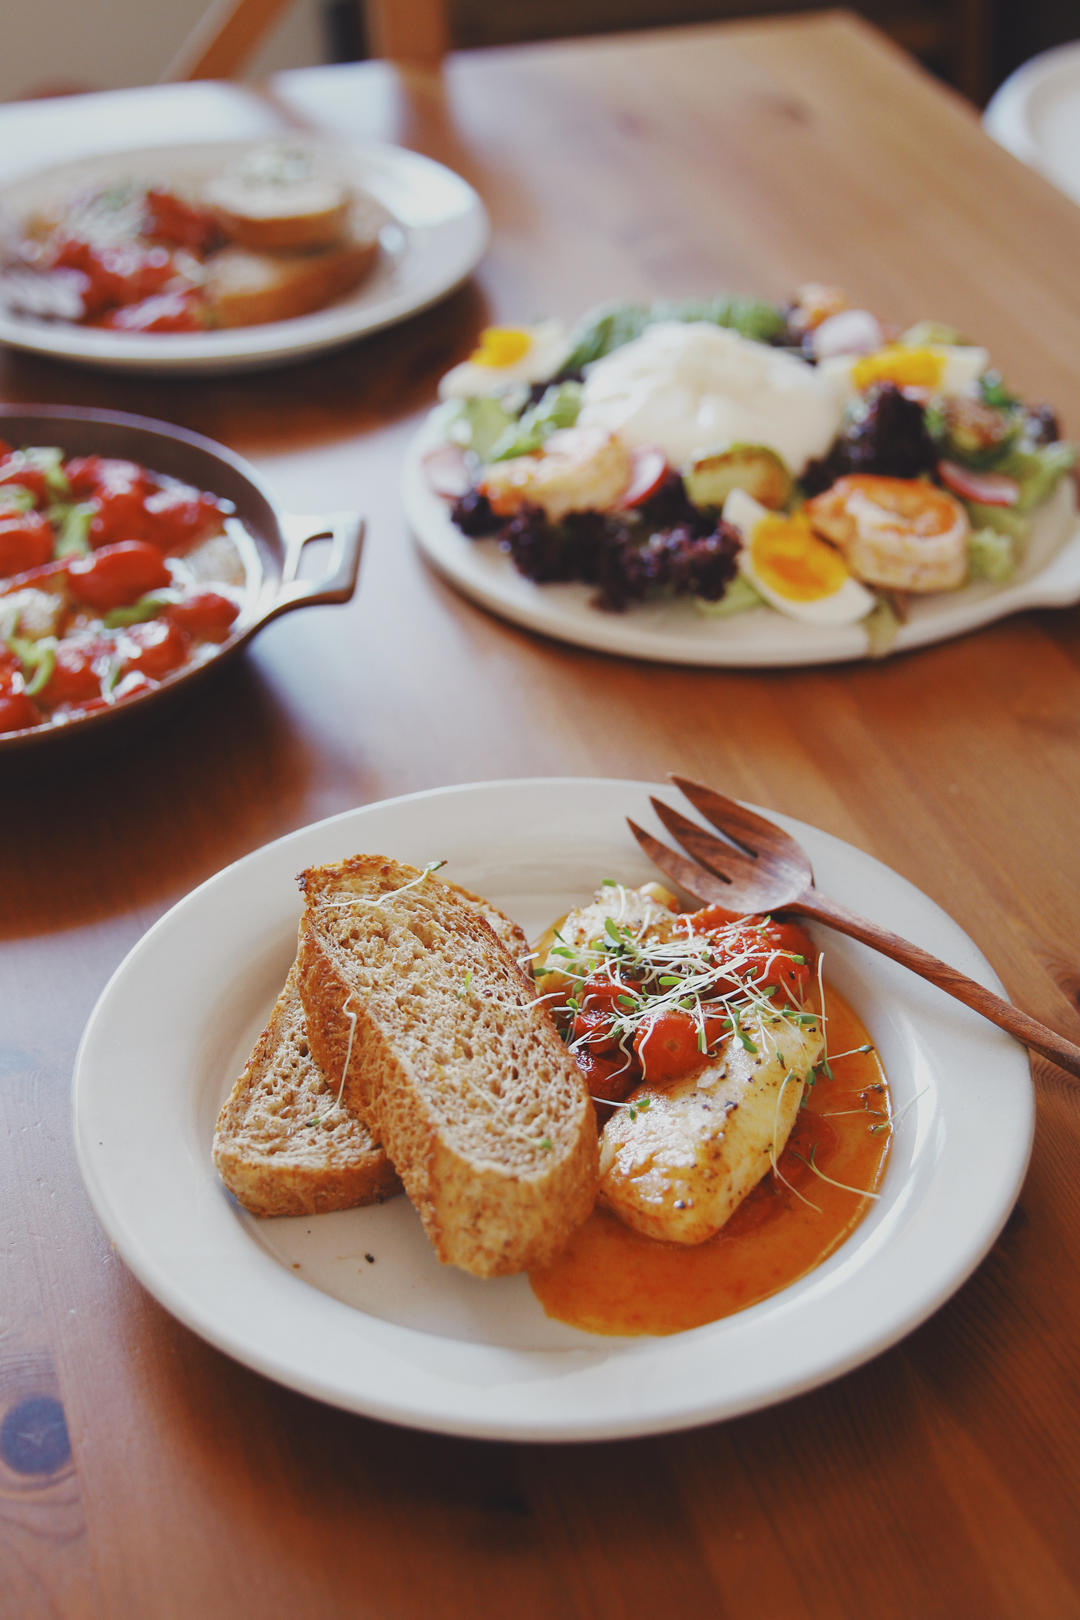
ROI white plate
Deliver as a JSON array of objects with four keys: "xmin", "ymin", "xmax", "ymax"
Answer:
[
  {"xmin": 0, "ymin": 139, "xmax": 488, "ymax": 374},
  {"xmin": 984, "ymin": 42, "xmax": 1080, "ymax": 208},
  {"xmin": 403, "ymin": 420, "xmax": 1080, "ymax": 665},
  {"xmin": 72, "ymin": 778, "xmax": 1033, "ymax": 1440}
]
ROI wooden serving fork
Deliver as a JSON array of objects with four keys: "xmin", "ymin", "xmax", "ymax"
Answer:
[{"xmin": 628, "ymin": 775, "xmax": 1080, "ymax": 1080}]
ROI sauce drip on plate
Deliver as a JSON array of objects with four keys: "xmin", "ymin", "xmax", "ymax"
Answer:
[{"xmin": 529, "ymin": 985, "xmax": 889, "ymax": 1336}]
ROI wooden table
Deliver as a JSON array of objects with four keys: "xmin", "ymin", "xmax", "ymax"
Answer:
[{"xmin": 5, "ymin": 13, "xmax": 1080, "ymax": 1617}]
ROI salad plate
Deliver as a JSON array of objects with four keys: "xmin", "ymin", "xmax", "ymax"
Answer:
[
  {"xmin": 404, "ymin": 296, "xmax": 1079, "ymax": 666},
  {"xmin": 72, "ymin": 778, "xmax": 1033, "ymax": 1441},
  {"xmin": 0, "ymin": 139, "xmax": 488, "ymax": 374},
  {"xmin": 404, "ymin": 423, "xmax": 1080, "ymax": 667}
]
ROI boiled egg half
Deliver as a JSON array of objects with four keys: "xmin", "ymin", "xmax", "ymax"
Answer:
[
  {"xmin": 723, "ymin": 488, "xmax": 876, "ymax": 626},
  {"xmin": 820, "ymin": 341, "xmax": 989, "ymax": 401},
  {"xmin": 438, "ymin": 320, "xmax": 569, "ymax": 400}
]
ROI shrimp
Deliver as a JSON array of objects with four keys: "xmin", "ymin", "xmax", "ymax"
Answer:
[
  {"xmin": 805, "ymin": 474, "xmax": 969, "ymax": 593},
  {"xmin": 478, "ymin": 426, "xmax": 633, "ymax": 522}
]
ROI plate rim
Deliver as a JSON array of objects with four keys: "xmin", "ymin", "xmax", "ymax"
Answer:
[
  {"xmin": 0, "ymin": 136, "xmax": 489, "ymax": 374},
  {"xmin": 71, "ymin": 776, "xmax": 1035, "ymax": 1440}
]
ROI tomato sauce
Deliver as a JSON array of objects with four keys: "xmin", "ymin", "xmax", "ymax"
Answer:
[{"xmin": 529, "ymin": 985, "xmax": 889, "ymax": 1336}]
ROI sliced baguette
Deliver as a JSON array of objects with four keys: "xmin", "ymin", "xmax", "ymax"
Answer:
[
  {"xmin": 296, "ymin": 856, "xmax": 598, "ymax": 1278},
  {"xmin": 213, "ymin": 888, "xmax": 532, "ymax": 1219},
  {"xmin": 203, "ymin": 145, "xmax": 354, "ymax": 252}
]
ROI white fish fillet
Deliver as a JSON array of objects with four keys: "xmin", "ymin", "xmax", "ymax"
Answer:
[{"xmin": 598, "ymin": 1011, "xmax": 823, "ymax": 1244}]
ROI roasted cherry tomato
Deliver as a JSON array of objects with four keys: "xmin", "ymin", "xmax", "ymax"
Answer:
[
  {"xmin": 0, "ymin": 688, "xmax": 43, "ymax": 733},
  {"xmin": 67, "ymin": 541, "xmax": 171, "ymax": 611},
  {"xmin": 633, "ymin": 1006, "xmax": 703, "ymax": 1084},
  {"xmin": 51, "ymin": 240, "xmax": 175, "ymax": 316},
  {"xmin": 144, "ymin": 187, "xmax": 220, "ymax": 253},
  {"xmin": 36, "ymin": 638, "xmax": 108, "ymax": 707},
  {"xmin": 116, "ymin": 618, "xmax": 189, "ymax": 680},
  {"xmin": 64, "ymin": 456, "xmax": 150, "ymax": 499},
  {"xmin": 0, "ymin": 511, "xmax": 53, "ymax": 575},
  {"xmin": 88, "ymin": 480, "xmax": 150, "ymax": 547},
  {"xmin": 574, "ymin": 1045, "xmax": 636, "ymax": 1111},
  {"xmin": 142, "ymin": 487, "xmax": 227, "ymax": 552},
  {"xmin": 0, "ymin": 457, "xmax": 49, "ymax": 505},
  {"xmin": 166, "ymin": 590, "xmax": 239, "ymax": 642}
]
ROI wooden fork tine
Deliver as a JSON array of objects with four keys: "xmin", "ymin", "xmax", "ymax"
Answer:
[
  {"xmin": 670, "ymin": 776, "xmax": 768, "ymax": 856},
  {"xmin": 626, "ymin": 819, "xmax": 733, "ymax": 907},
  {"xmin": 648, "ymin": 796, "xmax": 759, "ymax": 882}
]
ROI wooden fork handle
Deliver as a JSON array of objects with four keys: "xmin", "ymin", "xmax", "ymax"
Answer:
[{"xmin": 791, "ymin": 890, "xmax": 1080, "ymax": 1079}]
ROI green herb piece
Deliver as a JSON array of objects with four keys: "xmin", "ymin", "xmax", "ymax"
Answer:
[
  {"xmin": 103, "ymin": 592, "xmax": 172, "ymax": 629},
  {"xmin": 52, "ymin": 501, "xmax": 96, "ymax": 559}
]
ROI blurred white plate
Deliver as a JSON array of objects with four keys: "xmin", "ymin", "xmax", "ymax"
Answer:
[
  {"xmin": 984, "ymin": 43, "xmax": 1080, "ymax": 207},
  {"xmin": 404, "ymin": 419, "xmax": 1080, "ymax": 665},
  {"xmin": 0, "ymin": 138, "xmax": 488, "ymax": 373},
  {"xmin": 73, "ymin": 778, "xmax": 1033, "ymax": 1440}
]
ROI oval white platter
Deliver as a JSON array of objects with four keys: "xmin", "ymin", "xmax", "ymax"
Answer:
[
  {"xmin": 0, "ymin": 139, "xmax": 488, "ymax": 374},
  {"xmin": 72, "ymin": 778, "xmax": 1033, "ymax": 1440}
]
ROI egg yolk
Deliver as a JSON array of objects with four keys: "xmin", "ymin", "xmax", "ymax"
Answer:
[
  {"xmin": 750, "ymin": 515, "xmax": 852, "ymax": 601},
  {"xmin": 850, "ymin": 345, "xmax": 946, "ymax": 392},
  {"xmin": 468, "ymin": 327, "xmax": 533, "ymax": 369}
]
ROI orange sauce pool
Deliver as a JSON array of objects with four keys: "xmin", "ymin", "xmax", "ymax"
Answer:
[{"xmin": 529, "ymin": 985, "xmax": 890, "ymax": 1336}]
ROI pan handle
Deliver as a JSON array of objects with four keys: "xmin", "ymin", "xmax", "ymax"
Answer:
[{"xmin": 256, "ymin": 511, "xmax": 365, "ymax": 628}]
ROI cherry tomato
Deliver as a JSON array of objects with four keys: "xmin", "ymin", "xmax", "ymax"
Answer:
[
  {"xmin": 52, "ymin": 240, "xmax": 175, "ymax": 316},
  {"xmin": 67, "ymin": 541, "xmax": 171, "ymax": 610},
  {"xmin": 633, "ymin": 1007, "xmax": 702, "ymax": 1084},
  {"xmin": 166, "ymin": 590, "xmax": 239, "ymax": 642},
  {"xmin": 573, "ymin": 1045, "xmax": 636, "ymax": 1110},
  {"xmin": 0, "ymin": 457, "xmax": 49, "ymax": 505},
  {"xmin": 144, "ymin": 188, "xmax": 220, "ymax": 253},
  {"xmin": 104, "ymin": 291, "xmax": 205, "ymax": 334},
  {"xmin": 64, "ymin": 457, "xmax": 150, "ymax": 499},
  {"xmin": 116, "ymin": 618, "xmax": 189, "ymax": 680},
  {"xmin": 142, "ymin": 487, "xmax": 226, "ymax": 552},
  {"xmin": 36, "ymin": 639, "xmax": 107, "ymax": 707},
  {"xmin": 0, "ymin": 511, "xmax": 53, "ymax": 575},
  {"xmin": 88, "ymin": 481, "xmax": 150, "ymax": 547},
  {"xmin": 705, "ymin": 916, "xmax": 814, "ymax": 1007},
  {"xmin": 570, "ymin": 1005, "xmax": 625, "ymax": 1057},
  {"xmin": 0, "ymin": 688, "xmax": 43, "ymax": 734}
]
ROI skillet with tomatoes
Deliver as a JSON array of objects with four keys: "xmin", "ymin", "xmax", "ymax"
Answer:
[{"xmin": 0, "ymin": 443, "xmax": 246, "ymax": 735}]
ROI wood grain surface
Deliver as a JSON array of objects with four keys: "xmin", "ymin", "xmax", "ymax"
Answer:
[{"xmin": 2, "ymin": 13, "xmax": 1080, "ymax": 1618}]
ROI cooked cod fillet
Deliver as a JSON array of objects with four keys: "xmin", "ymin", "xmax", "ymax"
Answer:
[{"xmin": 598, "ymin": 1010, "xmax": 823, "ymax": 1244}]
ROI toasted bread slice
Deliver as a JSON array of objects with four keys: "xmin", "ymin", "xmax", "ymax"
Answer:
[
  {"xmin": 205, "ymin": 201, "xmax": 382, "ymax": 328},
  {"xmin": 212, "ymin": 887, "xmax": 532, "ymax": 1219},
  {"xmin": 203, "ymin": 145, "xmax": 354, "ymax": 251},
  {"xmin": 296, "ymin": 856, "xmax": 597, "ymax": 1278},
  {"xmin": 212, "ymin": 952, "xmax": 400, "ymax": 1218}
]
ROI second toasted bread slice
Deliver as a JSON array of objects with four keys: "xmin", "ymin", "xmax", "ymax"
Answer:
[
  {"xmin": 212, "ymin": 952, "xmax": 401, "ymax": 1217},
  {"xmin": 296, "ymin": 856, "xmax": 597, "ymax": 1277}
]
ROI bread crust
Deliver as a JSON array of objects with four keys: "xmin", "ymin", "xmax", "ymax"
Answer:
[{"xmin": 296, "ymin": 856, "xmax": 598, "ymax": 1277}]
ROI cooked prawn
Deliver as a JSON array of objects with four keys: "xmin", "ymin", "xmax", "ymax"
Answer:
[
  {"xmin": 805, "ymin": 474, "xmax": 969, "ymax": 592},
  {"xmin": 478, "ymin": 426, "xmax": 633, "ymax": 522}
]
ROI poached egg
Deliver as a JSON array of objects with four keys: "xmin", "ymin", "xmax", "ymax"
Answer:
[{"xmin": 577, "ymin": 321, "xmax": 844, "ymax": 474}]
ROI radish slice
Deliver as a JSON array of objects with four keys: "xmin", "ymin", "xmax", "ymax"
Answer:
[
  {"xmin": 937, "ymin": 459, "xmax": 1020, "ymax": 508},
  {"xmin": 810, "ymin": 309, "xmax": 884, "ymax": 360},
  {"xmin": 422, "ymin": 443, "xmax": 472, "ymax": 500},
  {"xmin": 615, "ymin": 446, "xmax": 669, "ymax": 509}
]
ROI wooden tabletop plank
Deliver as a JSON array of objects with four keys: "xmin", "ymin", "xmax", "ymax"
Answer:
[{"xmin": 2, "ymin": 12, "xmax": 1080, "ymax": 1618}]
